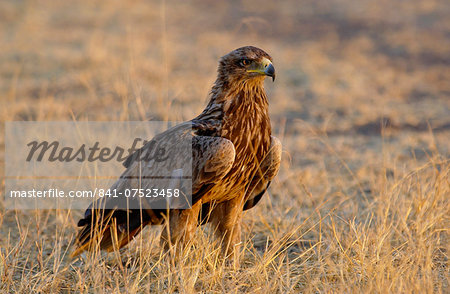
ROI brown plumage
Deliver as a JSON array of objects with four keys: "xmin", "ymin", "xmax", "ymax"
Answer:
[{"xmin": 72, "ymin": 46, "xmax": 282, "ymax": 261}]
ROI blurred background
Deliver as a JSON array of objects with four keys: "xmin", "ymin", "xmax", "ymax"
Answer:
[{"xmin": 0, "ymin": 1, "xmax": 449, "ymax": 292}]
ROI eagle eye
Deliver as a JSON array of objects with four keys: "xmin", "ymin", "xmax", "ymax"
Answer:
[{"xmin": 240, "ymin": 59, "xmax": 250, "ymax": 67}]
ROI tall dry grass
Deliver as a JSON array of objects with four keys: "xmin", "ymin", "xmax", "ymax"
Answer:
[{"xmin": 0, "ymin": 154, "xmax": 448, "ymax": 292}]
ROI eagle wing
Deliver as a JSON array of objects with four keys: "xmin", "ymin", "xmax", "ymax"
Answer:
[
  {"xmin": 198, "ymin": 135, "xmax": 281, "ymax": 225},
  {"xmin": 72, "ymin": 122, "xmax": 235, "ymax": 256},
  {"xmin": 107, "ymin": 122, "xmax": 235, "ymax": 211},
  {"xmin": 243, "ymin": 136, "xmax": 282, "ymax": 210}
]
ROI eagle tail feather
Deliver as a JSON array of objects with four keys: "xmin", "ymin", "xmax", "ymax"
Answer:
[{"xmin": 71, "ymin": 209, "xmax": 152, "ymax": 258}]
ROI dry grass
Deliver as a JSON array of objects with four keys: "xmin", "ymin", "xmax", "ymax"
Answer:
[{"xmin": 0, "ymin": 0, "xmax": 449, "ymax": 293}]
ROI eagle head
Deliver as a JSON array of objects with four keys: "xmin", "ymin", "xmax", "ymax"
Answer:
[{"xmin": 217, "ymin": 46, "xmax": 275, "ymax": 84}]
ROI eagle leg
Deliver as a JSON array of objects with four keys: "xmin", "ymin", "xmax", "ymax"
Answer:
[
  {"xmin": 160, "ymin": 200, "xmax": 203, "ymax": 254},
  {"xmin": 209, "ymin": 195, "xmax": 245, "ymax": 267}
]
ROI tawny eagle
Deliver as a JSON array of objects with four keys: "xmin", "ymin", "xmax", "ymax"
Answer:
[{"xmin": 72, "ymin": 46, "xmax": 282, "ymax": 260}]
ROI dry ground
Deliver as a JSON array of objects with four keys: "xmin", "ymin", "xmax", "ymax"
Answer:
[{"xmin": 0, "ymin": 0, "xmax": 449, "ymax": 293}]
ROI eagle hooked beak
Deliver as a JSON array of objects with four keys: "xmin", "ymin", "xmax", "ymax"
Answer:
[{"xmin": 247, "ymin": 57, "xmax": 276, "ymax": 81}]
